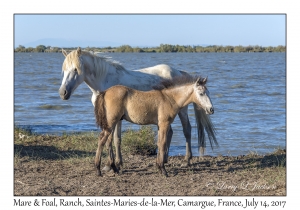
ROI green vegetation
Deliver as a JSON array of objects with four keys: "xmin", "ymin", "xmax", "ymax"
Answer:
[
  {"xmin": 14, "ymin": 44, "xmax": 286, "ymax": 53},
  {"xmin": 14, "ymin": 126, "xmax": 99, "ymax": 161},
  {"xmin": 121, "ymin": 126, "xmax": 157, "ymax": 155},
  {"xmin": 14, "ymin": 125, "xmax": 157, "ymax": 161}
]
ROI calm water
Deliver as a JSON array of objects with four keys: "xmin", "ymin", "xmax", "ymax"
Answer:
[{"xmin": 14, "ymin": 52, "xmax": 286, "ymax": 156}]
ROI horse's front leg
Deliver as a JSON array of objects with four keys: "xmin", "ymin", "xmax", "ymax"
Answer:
[
  {"xmin": 156, "ymin": 124, "xmax": 169, "ymax": 177},
  {"xmin": 114, "ymin": 121, "xmax": 123, "ymax": 169},
  {"xmin": 95, "ymin": 130, "xmax": 112, "ymax": 176},
  {"xmin": 178, "ymin": 106, "xmax": 192, "ymax": 166}
]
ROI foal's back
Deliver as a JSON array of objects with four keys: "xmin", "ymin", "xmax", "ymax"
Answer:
[{"xmin": 104, "ymin": 85, "xmax": 165, "ymax": 125}]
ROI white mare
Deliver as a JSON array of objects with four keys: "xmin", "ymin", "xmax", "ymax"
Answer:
[{"xmin": 58, "ymin": 47, "xmax": 217, "ymax": 170}]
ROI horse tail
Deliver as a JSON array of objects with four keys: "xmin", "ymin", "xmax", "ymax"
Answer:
[
  {"xmin": 94, "ymin": 91, "xmax": 108, "ymax": 130},
  {"xmin": 193, "ymin": 103, "xmax": 218, "ymax": 156}
]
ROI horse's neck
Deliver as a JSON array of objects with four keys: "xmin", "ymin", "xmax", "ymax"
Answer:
[
  {"xmin": 83, "ymin": 54, "xmax": 114, "ymax": 92},
  {"xmin": 163, "ymin": 85, "xmax": 194, "ymax": 108},
  {"xmin": 83, "ymin": 55, "xmax": 122, "ymax": 105}
]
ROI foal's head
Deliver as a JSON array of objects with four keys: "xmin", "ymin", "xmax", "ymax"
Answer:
[
  {"xmin": 154, "ymin": 76, "xmax": 214, "ymax": 115},
  {"xmin": 193, "ymin": 77, "xmax": 214, "ymax": 115}
]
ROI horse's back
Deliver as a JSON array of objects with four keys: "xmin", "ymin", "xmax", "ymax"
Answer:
[{"xmin": 136, "ymin": 64, "xmax": 182, "ymax": 79}]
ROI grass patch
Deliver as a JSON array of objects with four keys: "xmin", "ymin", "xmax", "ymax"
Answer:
[
  {"xmin": 14, "ymin": 127, "xmax": 99, "ymax": 161},
  {"xmin": 14, "ymin": 125, "xmax": 157, "ymax": 162},
  {"xmin": 122, "ymin": 126, "xmax": 157, "ymax": 156}
]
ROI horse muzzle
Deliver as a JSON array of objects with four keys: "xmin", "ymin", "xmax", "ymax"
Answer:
[
  {"xmin": 59, "ymin": 88, "xmax": 71, "ymax": 100},
  {"xmin": 206, "ymin": 107, "xmax": 214, "ymax": 115}
]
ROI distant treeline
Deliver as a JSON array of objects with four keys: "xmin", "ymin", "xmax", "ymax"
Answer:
[{"xmin": 14, "ymin": 44, "xmax": 286, "ymax": 53}]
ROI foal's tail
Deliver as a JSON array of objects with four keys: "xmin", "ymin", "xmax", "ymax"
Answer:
[
  {"xmin": 193, "ymin": 103, "xmax": 218, "ymax": 156},
  {"xmin": 94, "ymin": 91, "xmax": 108, "ymax": 130}
]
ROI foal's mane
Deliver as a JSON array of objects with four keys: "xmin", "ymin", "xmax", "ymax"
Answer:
[{"xmin": 153, "ymin": 75, "xmax": 206, "ymax": 90}]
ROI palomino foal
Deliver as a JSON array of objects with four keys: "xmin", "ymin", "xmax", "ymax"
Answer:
[{"xmin": 94, "ymin": 76, "xmax": 214, "ymax": 177}]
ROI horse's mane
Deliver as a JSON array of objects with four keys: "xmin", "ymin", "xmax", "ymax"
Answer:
[
  {"xmin": 84, "ymin": 51, "xmax": 126, "ymax": 70},
  {"xmin": 63, "ymin": 50, "xmax": 126, "ymax": 80},
  {"xmin": 153, "ymin": 75, "xmax": 206, "ymax": 90}
]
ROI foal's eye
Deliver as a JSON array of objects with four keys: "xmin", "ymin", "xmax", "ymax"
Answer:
[
  {"xmin": 74, "ymin": 68, "xmax": 78, "ymax": 72},
  {"xmin": 200, "ymin": 93, "xmax": 204, "ymax": 96}
]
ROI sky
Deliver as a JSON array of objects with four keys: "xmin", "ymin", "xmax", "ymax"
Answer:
[{"xmin": 14, "ymin": 14, "xmax": 286, "ymax": 48}]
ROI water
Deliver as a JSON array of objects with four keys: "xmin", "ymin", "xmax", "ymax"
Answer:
[{"xmin": 14, "ymin": 52, "xmax": 286, "ymax": 156}]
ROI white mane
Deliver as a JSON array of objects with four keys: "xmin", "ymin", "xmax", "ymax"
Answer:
[
  {"xmin": 63, "ymin": 49, "xmax": 126, "ymax": 81},
  {"xmin": 85, "ymin": 52, "xmax": 125, "ymax": 79}
]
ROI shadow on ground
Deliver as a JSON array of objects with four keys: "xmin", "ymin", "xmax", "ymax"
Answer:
[{"xmin": 14, "ymin": 144, "xmax": 95, "ymax": 160}]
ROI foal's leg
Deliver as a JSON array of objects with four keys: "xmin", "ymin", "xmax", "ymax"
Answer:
[
  {"xmin": 114, "ymin": 121, "xmax": 123, "ymax": 169},
  {"xmin": 164, "ymin": 125, "xmax": 173, "ymax": 163},
  {"xmin": 102, "ymin": 133, "xmax": 114, "ymax": 172},
  {"xmin": 95, "ymin": 130, "xmax": 112, "ymax": 176},
  {"xmin": 178, "ymin": 106, "xmax": 192, "ymax": 166},
  {"xmin": 156, "ymin": 124, "xmax": 169, "ymax": 177},
  {"xmin": 105, "ymin": 129, "xmax": 119, "ymax": 174},
  {"xmin": 102, "ymin": 121, "xmax": 122, "ymax": 172}
]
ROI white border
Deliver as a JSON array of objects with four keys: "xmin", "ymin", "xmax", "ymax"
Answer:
[{"xmin": 2, "ymin": 0, "xmax": 298, "ymax": 208}]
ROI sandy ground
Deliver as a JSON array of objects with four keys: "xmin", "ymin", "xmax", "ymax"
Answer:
[{"xmin": 14, "ymin": 148, "xmax": 286, "ymax": 196}]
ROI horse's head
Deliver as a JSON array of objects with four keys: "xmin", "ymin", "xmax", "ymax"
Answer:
[
  {"xmin": 59, "ymin": 47, "xmax": 85, "ymax": 100},
  {"xmin": 193, "ymin": 77, "xmax": 214, "ymax": 115}
]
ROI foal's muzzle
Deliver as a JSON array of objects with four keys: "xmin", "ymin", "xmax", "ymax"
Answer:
[{"xmin": 206, "ymin": 107, "xmax": 214, "ymax": 115}]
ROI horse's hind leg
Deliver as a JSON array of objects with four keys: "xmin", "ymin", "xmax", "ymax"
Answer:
[
  {"xmin": 178, "ymin": 106, "xmax": 192, "ymax": 166},
  {"xmin": 105, "ymin": 129, "xmax": 119, "ymax": 174},
  {"xmin": 102, "ymin": 133, "xmax": 114, "ymax": 172},
  {"xmin": 102, "ymin": 121, "xmax": 122, "ymax": 172},
  {"xmin": 114, "ymin": 121, "xmax": 123, "ymax": 170},
  {"xmin": 95, "ymin": 130, "xmax": 111, "ymax": 176}
]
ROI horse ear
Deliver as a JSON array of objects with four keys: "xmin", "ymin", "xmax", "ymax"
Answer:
[
  {"xmin": 62, "ymin": 49, "xmax": 68, "ymax": 57},
  {"xmin": 195, "ymin": 77, "xmax": 201, "ymax": 86},
  {"xmin": 76, "ymin": 47, "xmax": 81, "ymax": 56},
  {"xmin": 202, "ymin": 77, "xmax": 207, "ymax": 84}
]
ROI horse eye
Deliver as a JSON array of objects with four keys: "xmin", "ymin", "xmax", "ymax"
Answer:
[
  {"xmin": 74, "ymin": 68, "xmax": 77, "ymax": 72},
  {"xmin": 200, "ymin": 93, "xmax": 204, "ymax": 96}
]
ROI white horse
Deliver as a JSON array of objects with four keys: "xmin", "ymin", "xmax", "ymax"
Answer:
[{"xmin": 59, "ymin": 47, "xmax": 217, "ymax": 170}]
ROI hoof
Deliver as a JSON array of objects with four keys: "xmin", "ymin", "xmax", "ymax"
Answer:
[
  {"xmin": 156, "ymin": 163, "xmax": 168, "ymax": 177},
  {"xmin": 162, "ymin": 170, "xmax": 168, "ymax": 177},
  {"xmin": 95, "ymin": 164, "xmax": 102, "ymax": 176},
  {"xmin": 102, "ymin": 165, "xmax": 112, "ymax": 172},
  {"xmin": 111, "ymin": 164, "xmax": 120, "ymax": 174},
  {"xmin": 97, "ymin": 170, "xmax": 102, "ymax": 177}
]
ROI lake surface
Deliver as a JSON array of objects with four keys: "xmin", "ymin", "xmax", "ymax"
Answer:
[{"xmin": 14, "ymin": 52, "xmax": 286, "ymax": 156}]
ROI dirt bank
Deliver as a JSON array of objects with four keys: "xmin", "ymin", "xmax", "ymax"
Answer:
[{"xmin": 14, "ymin": 148, "xmax": 285, "ymax": 196}]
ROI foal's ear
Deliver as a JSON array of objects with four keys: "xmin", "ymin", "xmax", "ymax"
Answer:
[
  {"xmin": 195, "ymin": 77, "xmax": 201, "ymax": 86},
  {"xmin": 62, "ymin": 49, "xmax": 68, "ymax": 57},
  {"xmin": 76, "ymin": 47, "xmax": 82, "ymax": 56},
  {"xmin": 202, "ymin": 77, "xmax": 208, "ymax": 84}
]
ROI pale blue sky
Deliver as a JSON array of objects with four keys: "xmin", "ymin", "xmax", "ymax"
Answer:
[{"xmin": 14, "ymin": 14, "xmax": 285, "ymax": 47}]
